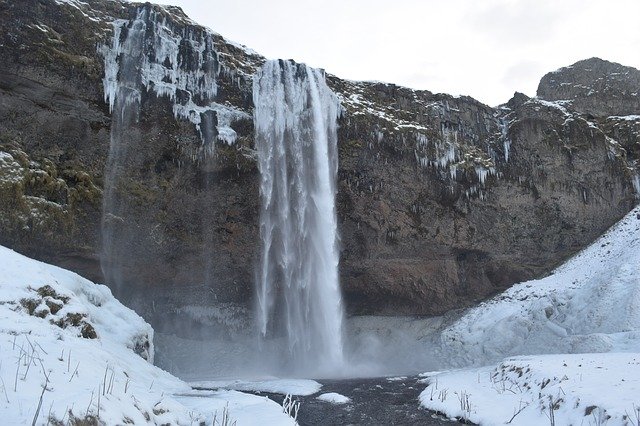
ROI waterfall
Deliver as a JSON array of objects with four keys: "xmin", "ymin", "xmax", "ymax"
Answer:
[
  {"xmin": 101, "ymin": 7, "xmax": 346, "ymax": 376},
  {"xmin": 100, "ymin": 12, "xmax": 148, "ymax": 297},
  {"xmin": 254, "ymin": 59, "xmax": 345, "ymax": 373},
  {"xmin": 99, "ymin": 6, "xmax": 253, "ymax": 308}
]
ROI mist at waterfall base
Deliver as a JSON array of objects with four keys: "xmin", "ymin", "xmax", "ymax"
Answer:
[
  {"xmin": 154, "ymin": 315, "xmax": 449, "ymax": 381},
  {"xmin": 99, "ymin": 8, "xmax": 445, "ymax": 381}
]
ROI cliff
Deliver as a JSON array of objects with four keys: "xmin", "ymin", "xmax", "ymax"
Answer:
[{"xmin": 0, "ymin": 0, "xmax": 638, "ymax": 328}]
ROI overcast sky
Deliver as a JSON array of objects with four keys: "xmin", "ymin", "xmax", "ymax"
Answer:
[{"xmin": 153, "ymin": 0, "xmax": 640, "ymax": 106}]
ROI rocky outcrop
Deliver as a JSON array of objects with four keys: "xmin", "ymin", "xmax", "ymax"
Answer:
[
  {"xmin": 330, "ymin": 79, "xmax": 637, "ymax": 315},
  {"xmin": 537, "ymin": 57, "xmax": 640, "ymax": 117},
  {"xmin": 0, "ymin": 0, "xmax": 638, "ymax": 326}
]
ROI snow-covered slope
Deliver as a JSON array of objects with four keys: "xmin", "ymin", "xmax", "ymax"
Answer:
[
  {"xmin": 418, "ymin": 205, "xmax": 640, "ymax": 424},
  {"xmin": 0, "ymin": 246, "xmax": 295, "ymax": 425},
  {"xmin": 440, "ymin": 205, "xmax": 640, "ymax": 367}
]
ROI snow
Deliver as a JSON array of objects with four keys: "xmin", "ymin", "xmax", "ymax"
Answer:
[
  {"xmin": 0, "ymin": 151, "xmax": 25, "ymax": 185},
  {"xmin": 530, "ymin": 98, "xmax": 573, "ymax": 114},
  {"xmin": 418, "ymin": 205, "xmax": 640, "ymax": 424},
  {"xmin": 52, "ymin": 0, "xmax": 101, "ymax": 22},
  {"xmin": 0, "ymin": 246, "xmax": 298, "ymax": 425},
  {"xmin": 439, "ymin": 204, "xmax": 640, "ymax": 367},
  {"xmin": 608, "ymin": 115, "xmax": 640, "ymax": 121},
  {"xmin": 328, "ymin": 63, "xmax": 504, "ymax": 201},
  {"xmin": 420, "ymin": 353, "xmax": 640, "ymax": 425},
  {"xmin": 191, "ymin": 379, "xmax": 322, "ymax": 396},
  {"xmin": 176, "ymin": 390, "xmax": 296, "ymax": 425},
  {"xmin": 316, "ymin": 392, "xmax": 351, "ymax": 404},
  {"xmin": 335, "ymin": 80, "xmax": 431, "ymax": 133}
]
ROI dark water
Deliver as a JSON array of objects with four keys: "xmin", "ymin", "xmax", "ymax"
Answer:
[{"xmin": 245, "ymin": 376, "xmax": 458, "ymax": 426}]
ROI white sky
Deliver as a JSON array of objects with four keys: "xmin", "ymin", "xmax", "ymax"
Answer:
[{"xmin": 153, "ymin": 0, "xmax": 640, "ymax": 106}]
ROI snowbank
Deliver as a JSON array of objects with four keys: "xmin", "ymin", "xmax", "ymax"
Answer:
[
  {"xmin": 420, "ymin": 353, "xmax": 640, "ymax": 425},
  {"xmin": 440, "ymin": 205, "xmax": 640, "ymax": 367},
  {"xmin": 191, "ymin": 379, "xmax": 322, "ymax": 396},
  {"xmin": 419, "ymin": 206, "xmax": 640, "ymax": 424},
  {"xmin": 177, "ymin": 389, "xmax": 297, "ymax": 425},
  {"xmin": 0, "ymin": 246, "xmax": 295, "ymax": 425}
]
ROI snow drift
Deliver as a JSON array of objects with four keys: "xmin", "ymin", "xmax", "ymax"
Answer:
[
  {"xmin": 0, "ymin": 245, "xmax": 296, "ymax": 425},
  {"xmin": 439, "ymin": 205, "xmax": 640, "ymax": 367},
  {"xmin": 420, "ymin": 205, "xmax": 640, "ymax": 424}
]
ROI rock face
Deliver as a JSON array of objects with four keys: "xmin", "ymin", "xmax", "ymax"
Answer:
[
  {"xmin": 0, "ymin": 0, "xmax": 638, "ymax": 327},
  {"xmin": 0, "ymin": 0, "xmax": 111, "ymax": 283},
  {"xmin": 538, "ymin": 58, "xmax": 640, "ymax": 117},
  {"xmin": 330, "ymin": 79, "xmax": 637, "ymax": 315}
]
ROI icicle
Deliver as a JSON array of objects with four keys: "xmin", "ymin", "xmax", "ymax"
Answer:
[{"xmin": 99, "ymin": 8, "xmax": 249, "ymax": 149}]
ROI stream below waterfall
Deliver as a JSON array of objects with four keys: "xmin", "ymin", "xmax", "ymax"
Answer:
[{"xmin": 196, "ymin": 376, "xmax": 458, "ymax": 425}]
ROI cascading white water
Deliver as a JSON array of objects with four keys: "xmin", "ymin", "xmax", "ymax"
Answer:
[{"xmin": 254, "ymin": 59, "xmax": 345, "ymax": 374}]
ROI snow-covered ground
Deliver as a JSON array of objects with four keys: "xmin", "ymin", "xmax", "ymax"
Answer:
[
  {"xmin": 420, "ymin": 205, "xmax": 640, "ymax": 424},
  {"xmin": 0, "ymin": 245, "xmax": 296, "ymax": 425},
  {"xmin": 190, "ymin": 379, "xmax": 322, "ymax": 396},
  {"xmin": 420, "ymin": 353, "xmax": 640, "ymax": 425}
]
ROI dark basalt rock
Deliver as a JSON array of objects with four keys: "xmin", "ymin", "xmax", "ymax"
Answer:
[
  {"xmin": 330, "ymin": 78, "xmax": 637, "ymax": 315},
  {"xmin": 0, "ymin": 0, "xmax": 638, "ymax": 326},
  {"xmin": 537, "ymin": 57, "xmax": 640, "ymax": 117}
]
